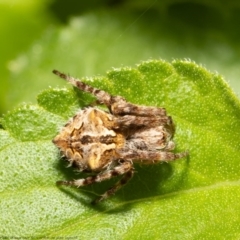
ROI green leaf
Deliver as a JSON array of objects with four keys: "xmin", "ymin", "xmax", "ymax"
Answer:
[{"xmin": 1, "ymin": 59, "xmax": 240, "ymax": 238}]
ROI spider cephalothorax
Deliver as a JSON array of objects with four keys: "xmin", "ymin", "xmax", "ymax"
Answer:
[{"xmin": 52, "ymin": 70, "xmax": 188, "ymax": 204}]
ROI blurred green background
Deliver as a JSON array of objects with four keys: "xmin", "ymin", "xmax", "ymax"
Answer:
[{"xmin": 1, "ymin": 0, "xmax": 240, "ymax": 116}]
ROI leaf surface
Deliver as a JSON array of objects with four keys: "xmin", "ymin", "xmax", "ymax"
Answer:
[{"xmin": 1, "ymin": 60, "xmax": 240, "ymax": 238}]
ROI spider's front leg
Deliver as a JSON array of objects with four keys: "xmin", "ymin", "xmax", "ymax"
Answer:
[
  {"xmin": 52, "ymin": 70, "xmax": 166, "ymax": 117},
  {"xmin": 56, "ymin": 160, "xmax": 134, "ymax": 204},
  {"xmin": 53, "ymin": 69, "xmax": 113, "ymax": 106}
]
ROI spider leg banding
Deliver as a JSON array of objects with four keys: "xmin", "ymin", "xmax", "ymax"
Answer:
[{"xmin": 53, "ymin": 70, "xmax": 188, "ymax": 203}]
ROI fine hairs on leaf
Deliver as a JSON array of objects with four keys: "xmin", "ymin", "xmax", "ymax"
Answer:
[{"xmin": 1, "ymin": 59, "xmax": 240, "ymax": 238}]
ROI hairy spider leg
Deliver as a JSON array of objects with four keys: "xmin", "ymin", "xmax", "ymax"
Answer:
[
  {"xmin": 52, "ymin": 70, "xmax": 167, "ymax": 117},
  {"xmin": 110, "ymin": 100, "xmax": 167, "ymax": 117},
  {"xmin": 118, "ymin": 150, "xmax": 188, "ymax": 163},
  {"xmin": 53, "ymin": 70, "xmax": 113, "ymax": 106},
  {"xmin": 56, "ymin": 160, "xmax": 134, "ymax": 203},
  {"xmin": 115, "ymin": 115, "xmax": 173, "ymax": 128},
  {"xmin": 92, "ymin": 163, "xmax": 134, "ymax": 204}
]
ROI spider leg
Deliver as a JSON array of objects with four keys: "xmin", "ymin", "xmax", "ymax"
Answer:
[
  {"xmin": 53, "ymin": 70, "xmax": 113, "ymax": 106},
  {"xmin": 114, "ymin": 115, "xmax": 173, "ymax": 129},
  {"xmin": 56, "ymin": 160, "xmax": 134, "ymax": 203},
  {"xmin": 92, "ymin": 162, "xmax": 134, "ymax": 204},
  {"xmin": 118, "ymin": 150, "xmax": 188, "ymax": 163},
  {"xmin": 111, "ymin": 100, "xmax": 167, "ymax": 117},
  {"xmin": 52, "ymin": 70, "xmax": 167, "ymax": 117}
]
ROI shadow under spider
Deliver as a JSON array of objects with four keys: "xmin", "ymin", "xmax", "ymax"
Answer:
[{"xmin": 54, "ymin": 155, "xmax": 189, "ymax": 212}]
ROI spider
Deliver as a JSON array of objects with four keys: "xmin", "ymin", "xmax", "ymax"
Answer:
[{"xmin": 52, "ymin": 70, "xmax": 188, "ymax": 204}]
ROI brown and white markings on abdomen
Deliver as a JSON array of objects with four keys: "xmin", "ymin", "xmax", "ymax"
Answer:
[{"xmin": 52, "ymin": 69, "xmax": 188, "ymax": 204}]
